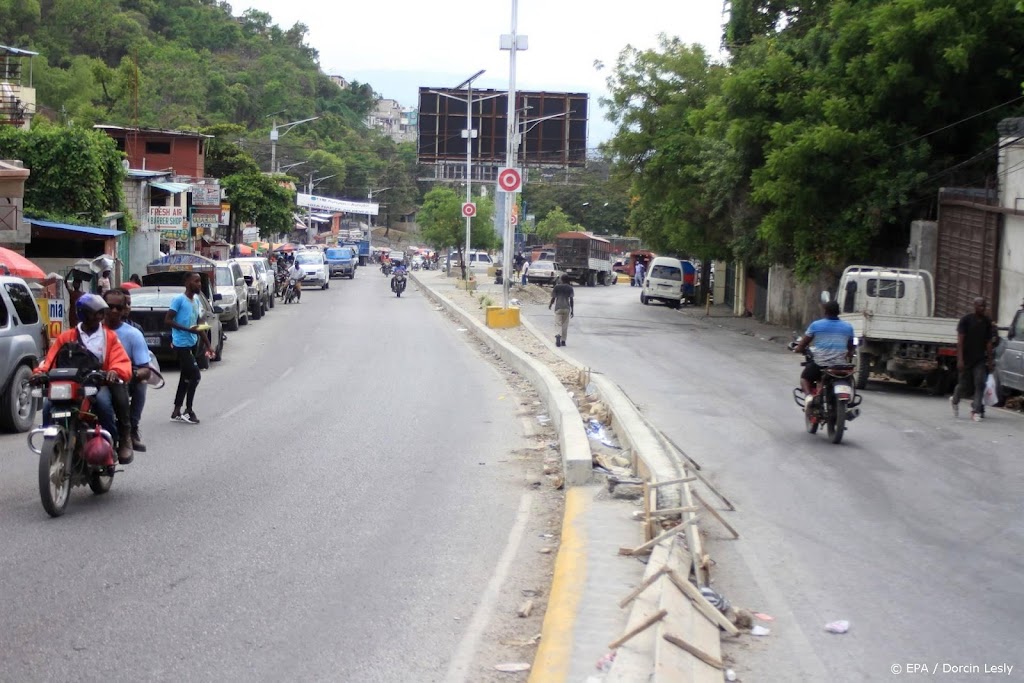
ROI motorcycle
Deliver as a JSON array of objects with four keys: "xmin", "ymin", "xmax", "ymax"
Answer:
[
  {"xmin": 381, "ymin": 262, "xmax": 393, "ymax": 276},
  {"xmin": 790, "ymin": 341, "xmax": 862, "ymax": 444},
  {"xmin": 283, "ymin": 278, "xmax": 299, "ymax": 304},
  {"xmin": 275, "ymin": 269, "xmax": 290, "ymax": 298},
  {"xmin": 27, "ymin": 369, "xmax": 119, "ymax": 517},
  {"xmin": 391, "ymin": 272, "xmax": 407, "ymax": 298}
]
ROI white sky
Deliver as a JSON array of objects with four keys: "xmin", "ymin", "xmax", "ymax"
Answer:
[{"xmin": 240, "ymin": 0, "xmax": 726, "ymax": 144}]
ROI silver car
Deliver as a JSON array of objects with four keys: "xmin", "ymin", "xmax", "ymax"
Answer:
[
  {"xmin": 997, "ymin": 305, "xmax": 1024, "ymax": 399},
  {"xmin": 527, "ymin": 260, "xmax": 565, "ymax": 286},
  {"xmin": 0, "ymin": 275, "xmax": 43, "ymax": 432}
]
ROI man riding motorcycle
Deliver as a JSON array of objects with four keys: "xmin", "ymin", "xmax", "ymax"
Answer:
[
  {"xmin": 289, "ymin": 260, "xmax": 303, "ymax": 302},
  {"xmin": 33, "ymin": 294, "xmax": 135, "ymax": 464},
  {"xmin": 391, "ymin": 262, "xmax": 408, "ymax": 292},
  {"xmin": 792, "ymin": 300, "xmax": 855, "ymax": 412}
]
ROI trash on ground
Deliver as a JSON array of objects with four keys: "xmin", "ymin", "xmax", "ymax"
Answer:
[
  {"xmin": 586, "ymin": 418, "xmax": 620, "ymax": 449},
  {"xmin": 700, "ymin": 585, "xmax": 731, "ymax": 613},
  {"xmin": 754, "ymin": 612, "xmax": 775, "ymax": 622},
  {"xmin": 596, "ymin": 651, "xmax": 616, "ymax": 672},
  {"xmin": 749, "ymin": 625, "xmax": 771, "ymax": 636},
  {"xmin": 517, "ymin": 599, "xmax": 534, "ymax": 617},
  {"xmin": 457, "ymin": 327, "xmax": 468, "ymax": 332},
  {"xmin": 510, "ymin": 298, "xmax": 521, "ymax": 306},
  {"xmin": 824, "ymin": 620, "xmax": 850, "ymax": 634},
  {"xmin": 536, "ymin": 414, "xmax": 550, "ymax": 425},
  {"xmin": 731, "ymin": 608, "xmax": 753, "ymax": 629},
  {"xmin": 494, "ymin": 662, "xmax": 531, "ymax": 673},
  {"xmin": 725, "ymin": 670, "xmax": 737, "ymax": 682}
]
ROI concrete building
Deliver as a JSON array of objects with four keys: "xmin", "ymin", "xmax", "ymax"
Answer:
[
  {"xmin": 329, "ymin": 75, "xmax": 350, "ymax": 89},
  {"xmin": 94, "ymin": 125, "xmax": 212, "ymax": 178},
  {"xmin": 0, "ymin": 45, "xmax": 37, "ymax": 130},
  {"xmin": 997, "ymin": 118, "xmax": 1024, "ymax": 325},
  {"xmin": 366, "ymin": 99, "xmax": 418, "ymax": 144},
  {"xmin": 0, "ymin": 159, "xmax": 31, "ymax": 247}
]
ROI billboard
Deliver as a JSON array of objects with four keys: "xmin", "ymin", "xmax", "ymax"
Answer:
[
  {"xmin": 296, "ymin": 193, "xmax": 379, "ymax": 216},
  {"xmin": 418, "ymin": 88, "xmax": 588, "ymax": 168}
]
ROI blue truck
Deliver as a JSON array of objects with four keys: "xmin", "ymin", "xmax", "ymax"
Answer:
[
  {"xmin": 326, "ymin": 246, "xmax": 358, "ymax": 279},
  {"xmin": 343, "ymin": 240, "xmax": 371, "ymax": 266}
]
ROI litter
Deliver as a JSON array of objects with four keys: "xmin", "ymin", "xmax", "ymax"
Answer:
[
  {"xmin": 457, "ymin": 328, "xmax": 468, "ymax": 332},
  {"xmin": 596, "ymin": 651, "xmax": 616, "ymax": 672},
  {"xmin": 750, "ymin": 625, "xmax": 771, "ymax": 636},
  {"xmin": 699, "ymin": 585, "xmax": 731, "ymax": 613},
  {"xmin": 725, "ymin": 670, "xmax": 737, "ymax": 681},
  {"xmin": 983, "ymin": 374, "xmax": 998, "ymax": 407},
  {"xmin": 586, "ymin": 419, "xmax": 620, "ymax": 449},
  {"xmin": 536, "ymin": 415, "xmax": 551, "ymax": 425},
  {"xmin": 510, "ymin": 298, "xmax": 521, "ymax": 306},
  {"xmin": 494, "ymin": 662, "xmax": 531, "ymax": 673},
  {"xmin": 824, "ymin": 620, "xmax": 850, "ymax": 634},
  {"xmin": 753, "ymin": 612, "xmax": 775, "ymax": 622}
]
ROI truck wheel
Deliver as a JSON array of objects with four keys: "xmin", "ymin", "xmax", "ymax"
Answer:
[
  {"xmin": 226, "ymin": 310, "xmax": 240, "ymax": 331},
  {"xmin": 587, "ymin": 272, "xmax": 597, "ymax": 287},
  {"xmin": 904, "ymin": 376, "xmax": 924, "ymax": 388},
  {"xmin": 854, "ymin": 351, "xmax": 872, "ymax": 390},
  {"xmin": 0, "ymin": 364, "xmax": 35, "ymax": 433}
]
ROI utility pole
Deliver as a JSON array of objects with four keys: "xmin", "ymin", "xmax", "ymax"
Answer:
[{"xmin": 500, "ymin": 0, "xmax": 528, "ymax": 308}]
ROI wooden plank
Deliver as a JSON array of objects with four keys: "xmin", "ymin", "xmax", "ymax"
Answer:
[
  {"xmin": 618, "ymin": 566, "xmax": 668, "ymax": 608},
  {"xmin": 608, "ymin": 609, "xmax": 668, "ymax": 650},
  {"xmin": 649, "ymin": 476, "xmax": 697, "ymax": 488},
  {"xmin": 666, "ymin": 569, "xmax": 740, "ymax": 636},
  {"xmin": 692, "ymin": 490, "xmax": 740, "ymax": 539},
  {"xmin": 650, "ymin": 505, "xmax": 699, "ymax": 517},
  {"xmin": 619, "ymin": 517, "xmax": 699, "ymax": 556},
  {"xmin": 662, "ymin": 633, "xmax": 724, "ymax": 670}
]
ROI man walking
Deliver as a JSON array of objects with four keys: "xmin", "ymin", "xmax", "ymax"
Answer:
[
  {"xmin": 633, "ymin": 260, "xmax": 646, "ymax": 288},
  {"xmin": 164, "ymin": 273, "xmax": 209, "ymax": 424},
  {"xmin": 951, "ymin": 297, "xmax": 994, "ymax": 422},
  {"xmin": 548, "ymin": 274, "xmax": 575, "ymax": 347}
]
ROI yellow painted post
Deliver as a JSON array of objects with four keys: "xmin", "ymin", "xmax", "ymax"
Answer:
[{"xmin": 486, "ymin": 306, "xmax": 521, "ymax": 328}]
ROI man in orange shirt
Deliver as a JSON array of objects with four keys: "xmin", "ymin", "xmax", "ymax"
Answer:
[{"xmin": 35, "ymin": 294, "xmax": 135, "ymax": 464}]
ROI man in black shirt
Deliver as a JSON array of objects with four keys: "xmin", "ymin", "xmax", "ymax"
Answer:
[
  {"xmin": 951, "ymin": 297, "xmax": 994, "ymax": 421},
  {"xmin": 548, "ymin": 275, "xmax": 575, "ymax": 347}
]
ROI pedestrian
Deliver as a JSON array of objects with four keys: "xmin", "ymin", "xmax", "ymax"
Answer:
[
  {"xmin": 950, "ymin": 296, "xmax": 994, "ymax": 422},
  {"xmin": 65, "ymin": 276, "xmax": 85, "ymax": 326},
  {"xmin": 514, "ymin": 252, "xmax": 524, "ymax": 277},
  {"xmin": 521, "ymin": 259, "xmax": 530, "ymax": 287},
  {"xmin": 164, "ymin": 272, "xmax": 210, "ymax": 424},
  {"xmin": 634, "ymin": 260, "xmax": 646, "ymax": 288},
  {"xmin": 97, "ymin": 268, "xmax": 112, "ymax": 295},
  {"xmin": 548, "ymin": 274, "xmax": 574, "ymax": 347},
  {"xmin": 103, "ymin": 288, "xmax": 151, "ymax": 451}
]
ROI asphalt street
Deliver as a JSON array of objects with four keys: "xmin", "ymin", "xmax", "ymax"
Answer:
[
  {"xmin": 0, "ymin": 270, "xmax": 531, "ymax": 682},
  {"xmin": 524, "ymin": 283, "xmax": 1024, "ymax": 682}
]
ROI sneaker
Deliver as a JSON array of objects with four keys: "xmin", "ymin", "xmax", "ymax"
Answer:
[
  {"xmin": 561, "ymin": 340, "xmax": 567, "ymax": 347},
  {"xmin": 184, "ymin": 410, "xmax": 201, "ymax": 425},
  {"xmin": 950, "ymin": 396, "xmax": 959, "ymax": 418},
  {"xmin": 971, "ymin": 412, "xmax": 982, "ymax": 422}
]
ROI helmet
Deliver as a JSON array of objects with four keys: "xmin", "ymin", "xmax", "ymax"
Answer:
[
  {"xmin": 82, "ymin": 427, "xmax": 115, "ymax": 467},
  {"xmin": 76, "ymin": 293, "xmax": 108, "ymax": 320}
]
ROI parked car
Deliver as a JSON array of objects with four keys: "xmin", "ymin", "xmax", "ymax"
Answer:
[
  {"xmin": 325, "ymin": 246, "xmax": 357, "ymax": 279},
  {"xmin": 215, "ymin": 260, "xmax": 249, "ymax": 330},
  {"xmin": 996, "ymin": 303, "xmax": 1024, "ymax": 399},
  {"xmin": 295, "ymin": 250, "xmax": 330, "ymax": 289},
  {"xmin": 236, "ymin": 260, "xmax": 268, "ymax": 319},
  {"xmin": 527, "ymin": 260, "xmax": 565, "ymax": 286},
  {"xmin": 447, "ymin": 251, "xmax": 494, "ymax": 272},
  {"xmin": 128, "ymin": 286, "xmax": 224, "ymax": 363},
  {"xmin": 0, "ymin": 275, "xmax": 44, "ymax": 432},
  {"xmin": 236, "ymin": 257, "xmax": 275, "ymax": 310}
]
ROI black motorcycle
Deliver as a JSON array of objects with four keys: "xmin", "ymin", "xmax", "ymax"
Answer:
[
  {"xmin": 27, "ymin": 369, "xmax": 119, "ymax": 517},
  {"xmin": 391, "ymin": 272, "xmax": 407, "ymax": 298},
  {"xmin": 283, "ymin": 278, "xmax": 299, "ymax": 304},
  {"xmin": 790, "ymin": 343, "xmax": 862, "ymax": 444}
]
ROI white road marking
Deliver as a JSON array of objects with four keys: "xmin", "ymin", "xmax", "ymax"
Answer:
[
  {"xmin": 444, "ymin": 492, "xmax": 534, "ymax": 683},
  {"xmin": 280, "ymin": 367, "xmax": 293, "ymax": 380},
  {"xmin": 220, "ymin": 398, "xmax": 254, "ymax": 421}
]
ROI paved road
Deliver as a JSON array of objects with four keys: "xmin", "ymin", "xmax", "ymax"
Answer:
[
  {"xmin": 0, "ymin": 271, "xmax": 530, "ymax": 682},
  {"xmin": 524, "ymin": 283, "xmax": 1024, "ymax": 681}
]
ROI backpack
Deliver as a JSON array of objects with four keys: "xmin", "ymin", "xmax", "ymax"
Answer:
[{"xmin": 54, "ymin": 330, "xmax": 102, "ymax": 378}]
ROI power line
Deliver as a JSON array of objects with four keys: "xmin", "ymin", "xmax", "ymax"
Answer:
[{"xmin": 892, "ymin": 95, "xmax": 1024, "ymax": 149}]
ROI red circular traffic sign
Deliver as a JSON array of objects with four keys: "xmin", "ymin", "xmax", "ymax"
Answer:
[
  {"xmin": 497, "ymin": 167, "xmax": 522, "ymax": 192},
  {"xmin": 462, "ymin": 202, "xmax": 477, "ymax": 218},
  {"xmin": 510, "ymin": 214, "xmax": 518, "ymax": 225}
]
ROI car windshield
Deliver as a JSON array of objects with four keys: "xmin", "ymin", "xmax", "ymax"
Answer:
[
  {"xmin": 295, "ymin": 252, "xmax": 322, "ymax": 265},
  {"xmin": 215, "ymin": 267, "xmax": 234, "ymax": 286},
  {"xmin": 130, "ymin": 289, "xmax": 183, "ymax": 307}
]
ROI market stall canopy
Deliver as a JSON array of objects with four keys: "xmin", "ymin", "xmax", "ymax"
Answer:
[
  {"xmin": 150, "ymin": 181, "xmax": 192, "ymax": 194},
  {"xmin": 27, "ymin": 218, "xmax": 123, "ymax": 238},
  {"xmin": 0, "ymin": 247, "xmax": 45, "ymax": 279}
]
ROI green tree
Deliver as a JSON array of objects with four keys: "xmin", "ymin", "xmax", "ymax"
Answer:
[
  {"xmin": 534, "ymin": 206, "xmax": 582, "ymax": 243},
  {"xmin": 222, "ymin": 171, "xmax": 294, "ymax": 241},
  {"xmin": 418, "ymin": 186, "xmax": 495, "ymax": 279}
]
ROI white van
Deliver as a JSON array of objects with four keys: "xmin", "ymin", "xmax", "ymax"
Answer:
[
  {"xmin": 640, "ymin": 257, "xmax": 685, "ymax": 309},
  {"xmin": 447, "ymin": 251, "xmax": 494, "ymax": 272}
]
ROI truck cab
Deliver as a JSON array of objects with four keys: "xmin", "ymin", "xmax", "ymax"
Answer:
[{"xmin": 837, "ymin": 267, "xmax": 933, "ymax": 318}]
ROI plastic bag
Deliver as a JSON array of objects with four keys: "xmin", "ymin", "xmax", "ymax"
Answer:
[{"xmin": 983, "ymin": 374, "xmax": 998, "ymax": 407}]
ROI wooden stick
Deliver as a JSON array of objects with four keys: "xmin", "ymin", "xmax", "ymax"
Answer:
[
  {"xmin": 619, "ymin": 517, "xmax": 699, "ymax": 556},
  {"xmin": 692, "ymin": 490, "xmax": 740, "ymax": 539},
  {"xmin": 618, "ymin": 566, "xmax": 668, "ymax": 608},
  {"xmin": 662, "ymin": 633, "xmax": 724, "ymax": 669},
  {"xmin": 642, "ymin": 481, "xmax": 652, "ymax": 542},
  {"xmin": 665, "ymin": 569, "xmax": 740, "ymax": 636},
  {"xmin": 649, "ymin": 505, "xmax": 699, "ymax": 517},
  {"xmin": 608, "ymin": 609, "xmax": 668, "ymax": 650},
  {"xmin": 648, "ymin": 476, "xmax": 697, "ymax": 488}
]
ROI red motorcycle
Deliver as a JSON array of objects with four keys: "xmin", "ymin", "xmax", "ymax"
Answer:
[{"xmin": 790, "ymin": 343, "xmax": 863, "ymax": 444}]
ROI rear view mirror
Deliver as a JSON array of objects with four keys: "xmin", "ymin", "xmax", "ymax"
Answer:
[
  {"xmin": 235, "ymin": 277, "xmax": 245, "ymax": 288},
  {"xmin": 213, "ymin": 293, "xmax": 223, "ymax": 301},
  {"xmin": 820, "ymin": 290, "xmax": 831, "ymax": 304}
]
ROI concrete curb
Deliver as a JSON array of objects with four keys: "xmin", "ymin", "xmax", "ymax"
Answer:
[{"xmin": 409, "ymin": 273, "xmax": 592, "ymax": 486}]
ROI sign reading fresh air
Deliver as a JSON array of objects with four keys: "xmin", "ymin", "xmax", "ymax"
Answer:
[
  {"xmin": 462, "ymin": 202, "xmax": 477, "ymax": 218},
  {"xmin": 497, "ymin": 168, "xmax": 522, "ymax": 193}
]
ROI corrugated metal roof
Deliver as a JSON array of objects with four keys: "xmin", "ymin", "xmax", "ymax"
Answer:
[
  {"xmin": 27, "ymin": 218, "xmax": 123, "ymax": 237},
  {"xmin": 150, "ymin": 181, "xmax": 192, "ymax": 194},
  {"xmin": 93, "ymin": 124, "xmax": 213, "ymax": 139}
]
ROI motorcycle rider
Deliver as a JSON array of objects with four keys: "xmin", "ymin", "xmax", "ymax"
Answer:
[
  {"xmin": 104, "ymin": 289, "xmax": 151, "ymax": 452},
  {"xmin": 289, "ymin": 259, "xmax": 303, "ymax": 301},
  {"xmin": 391, "ymin": 261, "xmax": 408, "ymax": 291},
  {"xmin": 792, "ymin": 300, "xmax": 855, "ymax": 412},
  {"xmin": 33, "ymin": 294, "xmax": 135, "ymax": 464}
]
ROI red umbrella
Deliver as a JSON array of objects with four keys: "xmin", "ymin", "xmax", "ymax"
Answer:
[{"xmin": 0, "ymin": 247, "xmax": 46, "ymax": 279}]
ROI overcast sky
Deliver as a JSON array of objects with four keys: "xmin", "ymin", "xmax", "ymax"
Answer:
[{"xmin": 240, "ymin": 0, "xmax": 727, "ymax": 145}]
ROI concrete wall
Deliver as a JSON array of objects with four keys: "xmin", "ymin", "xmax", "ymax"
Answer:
[
  {"xmin": 908, "ymin": 220, "xmax": 937, "ymax": 275},
  {"xmin": 998, "ymin": 121, "xmax": 1024, "ymax": 325},
  {"xmin": 765, "ymin": 265, "xmax": 837, "ymax": 332},
  {"xmin": 129, "ymin": 231, "xmax": 162, "ymax": 277}
]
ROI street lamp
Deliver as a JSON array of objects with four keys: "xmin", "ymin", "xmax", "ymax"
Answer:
[
  {"xmin": 305, "ymin": 173, "xmax": 339, "ymax": 237},
  {"xmin": 500, "ymin": 0, "xmax": 528, "ymax": 308},
  {"xmin": 278, "ymin": 161, "xmax": 307, "ymax": 174},
  {"xmin": 269, "ymin": 115, "xmax": 319, "ymax": 173},
  {"xmin": 367, "ymin": 187, "xmax": 392, "ymax": 259},
  {"xmin": 429, "ymin": 73, "xmax": 501, "ymax": 279}
]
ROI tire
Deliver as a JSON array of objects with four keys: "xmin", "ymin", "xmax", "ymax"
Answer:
[
  {"xmin": 39, "ymin": 434, "xmax": 71, "ymax": 517},
  {"xmin": 1, "ymin": 364, "xmax": 35, "ymax": 433},
  {"xmin": 904, "ymin": 376, "xmax": 924, "ymax": 388},
  {"xmin": 669, "ymin": 300, "xmax": 681, "ymax": 310},
  {"xmin": 323, "ymin": 282, "xmax": 329, "ymax": 290},
  {"xmin": 828, "ymin": 398, "xmax": 847, "ymax": 444},
  {"xmin": 226, "ymin": 310, "xmax": 240, "ymax": 331},
  {"xmin": 805, "ymin": 403, "xmax": 819, "ymax": 434},
  {"xmin": 251, "ymin": 302, "xmax": 262, "ymax": 320},
  {"xmin": 239, "ymin": 307, "xmax": 249, "ymax": 325},
  {"xmin": 214, "ymin": 335, "xmax": 223, "ymax": 362},
  {"xmin": 587, "ymin": 272, "xmax": 597, "ymax": 287},
  {"xmin": 641, "ymin": 293, "xmax": 649, "ymax": 305},
  {"xmin": 854, "ymin": 351, "xmax": 871, "ymax": 390},
  {"xmin": 89, "ymin": 466, "xmax": 114, "ymax": 495},
  {"xmin": 268, "ymin": 292, "xmax": 275, "ymax": 309}
]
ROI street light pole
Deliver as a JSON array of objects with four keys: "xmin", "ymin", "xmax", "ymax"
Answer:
[
  {"xmin": 367, "ymin": 187, "xmax": 392, "ymax": 263},
  {"xmin": 500, "ymin": 0, "xmax": 527, "ymax": 309},
  {"xmin": 269, "ymin": 116, "xmax": 320, "ymax": 173}
]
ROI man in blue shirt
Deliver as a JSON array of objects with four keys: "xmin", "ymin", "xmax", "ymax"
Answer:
[
  {"xmin": 104, "ymin": 289, "xmax": 152, "ymax": 451},
  {"xmin": 164, "ymin": 273, "xmax": 209, "ymax": 424},
  {"xmin": 793, "ymin": 300, "xmax": 855, "ymax": 407}
]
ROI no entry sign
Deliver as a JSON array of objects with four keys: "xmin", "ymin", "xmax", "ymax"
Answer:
[
  {"xmin": 497, "ymin": 167, "xmax": 522, "ymax": 193},
  {"xmin": 462, "ymin": 202, "xmax": 477, "ymax": 218}
]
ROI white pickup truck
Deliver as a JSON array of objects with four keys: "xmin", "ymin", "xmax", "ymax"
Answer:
[{"xmin": 836, "ymin": 266, "xmax": 959, "ymax": 391}]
